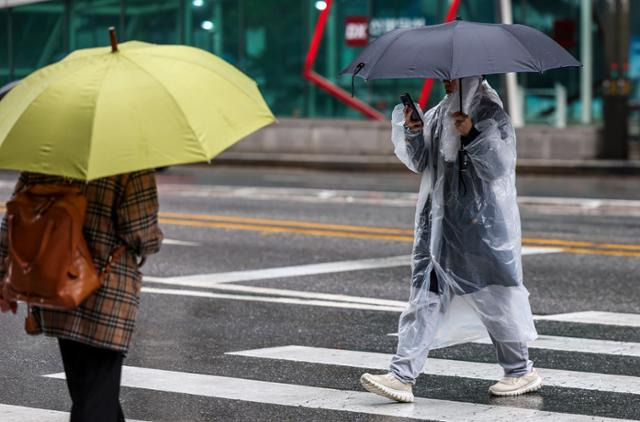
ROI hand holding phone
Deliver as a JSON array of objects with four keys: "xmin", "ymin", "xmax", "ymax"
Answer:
[{"xmin": 400, "ymin": 93, "xmax": 423, "ymax": 124}]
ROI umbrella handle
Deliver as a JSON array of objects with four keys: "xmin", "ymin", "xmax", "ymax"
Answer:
[
  {"xmin": 351, "ymin": 63, "xmax": 365, "ymax": 97},
  {"xmin": 109, "ymin": 27, "xmax": 118, "ymax": 53},
  {"xmin": 459, "ymin": 77, "xmax": 463, "ymax": 114}
]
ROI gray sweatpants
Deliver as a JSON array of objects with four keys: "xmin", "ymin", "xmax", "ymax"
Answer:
[{"xmin": 390, "ymin": 289, "xmax": 533, "ymax": 384}]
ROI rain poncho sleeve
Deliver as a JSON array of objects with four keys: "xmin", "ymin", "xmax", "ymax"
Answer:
[
  {"xmin": 391, "ymin": 104, "xmax": 436, "ymax": 174},
  {"xmin": 465, "ymin": 102, "xmax": 517, "ymax": 181}
]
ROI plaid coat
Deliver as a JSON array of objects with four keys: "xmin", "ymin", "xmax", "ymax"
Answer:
[{"xmin": 0, "ymin": 171, "xmax": 163, "ymax": 353}]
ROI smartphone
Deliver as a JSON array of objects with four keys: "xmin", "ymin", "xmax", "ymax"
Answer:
[{"xmin": 400, "ymin": 93, "xmax": 422, "ymax": 124}]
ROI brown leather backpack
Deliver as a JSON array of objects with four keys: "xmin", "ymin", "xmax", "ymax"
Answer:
[{"xmin": 2, "ymin": 184, "xmax": 121, "ymax": 312}]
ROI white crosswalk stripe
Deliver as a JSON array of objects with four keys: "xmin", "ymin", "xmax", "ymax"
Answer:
[
  {"xmin": 228, "ymin": 345, "xmax": 640, "ymax": 395},
  {"xmin": 534, "ymin": 311, "xmax": 640, "ymax": 328},
  {"xmin": 386, "ymin": 332, "xmax": 640, "ymax": 357},
  {"xmin": 0, "ymin": 404, "xmax": 148, "ymax": 422},
  {"xmin": 473, "ymin": 335, "xmax": 640, "ymax": 357},
  {"xmin": 43, "ymin": 366, "xmax": 637, "ymax": 422}
]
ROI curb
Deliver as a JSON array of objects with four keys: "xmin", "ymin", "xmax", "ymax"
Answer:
[{"xmin": 212, "ymin": 153, "xmax": 640, "ymax": 176}]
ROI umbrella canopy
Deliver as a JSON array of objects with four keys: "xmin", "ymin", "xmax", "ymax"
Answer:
[
  {"xmin": 341, "ymin": 20, "xmax": 581, "ymax": 81},
  {"xmin": 0, "ymin": 80, "xmax": 20, "ymax": 101},
  {"xmin": 0, "ymin": 38, "xmax": 275, "ymax": 181}
]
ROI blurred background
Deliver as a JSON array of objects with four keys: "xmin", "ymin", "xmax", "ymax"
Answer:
[{"xmin": 1, "ymin": 0, "xmax": 639, "ymax": 162}]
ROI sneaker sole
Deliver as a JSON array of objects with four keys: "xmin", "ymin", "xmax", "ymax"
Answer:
[
  {"xmin": 489, "ymin": 376, "xmax": 543, "ymax": 397},
  {"xmin": 360, "ymin": 374, "xmax": 414, "ymax": 403}
]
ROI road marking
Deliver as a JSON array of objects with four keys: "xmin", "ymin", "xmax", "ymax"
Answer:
[
  {"xmin": 158, "ymin": 183, "xmax": 640, "ymax": 213},
  {"xmin": 142, "ymin": 287, "xmax": 640, "ymax": 329},
  {"xmin": 144, "ymin": 283, "xmax": 407, "ymax": 308},
  {"xmin": 2, "ymin": 203, "xmax": 637, "ymax": 255},
  {"xmin": 558, "ymin": 247, "xmax": 640, "ymax": 258},
  {"xmin": 158, "ymin": 212, "xmax": 640, "ymax": 257},
  {"xmin": 520, "ymin": 246, "xmax": 564, "ymax": 255},
  {"xmin": 394, "ymin": 331, "xmax": 640, "ymax": 357},
  {"xmin": 158, "ymin": 184, "xmax": 419, "ymax": 207},
  {"xmin": 228, "ymin": 345, "xmax": 640, "ymax": 395},
  {"xmin": 159, "ymin": 217, "xmax": 415, "ymax": 242},
  {"xmin": 144, "ymin": 255, "xmax": 411, "ymax": 285},
  {"xmin": 144, "ymin": 248, "xmax": 560, "ymax": 287},
  {"xmin": 522, "ymin": 237, "xmax": 640, "ymax": 251},
  {"xmin": 45, "ymin": 366, "xmax": 636, "ymax": 422},
  {"xmin": 160, "ymin": 212, "xmax": 414, "ymax": 235},
  {"xmin": 141, "ymin": 287, "xmax": 404, "ymax": 312},
  {"xmin": 473, "ymin": 335, "xmax": 640, "ymax": 358},
  {"xmin": 0, "ymin": 404, "xmax": 147, "ymax": 422},
  {"xmin": 162, "ymin": 239, "xmax": 200, "ymax": 246},
  {"xmin": 535, "ymin": 311, "xmax": 640, "ymax": 328}
]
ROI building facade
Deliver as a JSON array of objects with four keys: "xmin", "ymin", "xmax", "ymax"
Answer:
[{"xmin": 1, "ymin": 0, "xmax": 639, "ymax": 128}]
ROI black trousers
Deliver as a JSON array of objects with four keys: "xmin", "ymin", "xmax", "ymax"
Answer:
[
  {"xmin": 429, "ymin": 269, "xmax": 439, "ymax": 293},
  {"xmin": 58, "ymin": 338, "xmax": 125, "ymax": 422}
]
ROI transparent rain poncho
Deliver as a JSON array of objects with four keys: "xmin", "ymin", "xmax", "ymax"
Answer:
[{"xmin": 391, "ymin": 77, "xmax": 537, "ymax": 350}]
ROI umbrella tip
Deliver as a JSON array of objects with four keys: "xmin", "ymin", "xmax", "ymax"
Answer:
[{"xmin": 108, "ymin": 27, "xmax": 118, "ymax": 53}]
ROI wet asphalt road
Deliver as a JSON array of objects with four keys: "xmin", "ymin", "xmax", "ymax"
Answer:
[{"xmin": 0, "ymin": 166, "xmax": 639, "ymax": 421}]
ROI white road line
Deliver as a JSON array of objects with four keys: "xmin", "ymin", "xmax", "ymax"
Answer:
[
  {"xmin": 44, "ymin": 367, "xmax": 636, "ymax": 422},
  {"xmin": 145, "ymin": 283, "xmax": 407, "ymax": 308},
  {"xmin": 144, "ymin": 255, "xmax": 411, "ymax": 285},
  {"xmin": 386, "ymin": 332, "xmax": 640, "ymax": 357},
  {"xmin": 141, "ymin": 287, "xmax": 404, "ymax": 312},
  {"xmin": 143, "ymin": 247, "xmax": 560, "ymax": 287},
  {"xmin": 473, "ymin": 335, "xmax": 640, "ymax": 358},
  {"xmin": 228, "ymin": 345, "xmax": 640, "ymax": 395},
  {"xmin": 521, "ymin": 246, "xmax": 564, "ymax": 255},
  {"xmin": 162, "ymin": 239, "xmax": 200, "ymax": 246},
  {"xmin": 142, "ymin": 286, "xmax": 640, "ymax": 332},
  {"xmin": 0, "ymin": 404, "xmax": 147, "ymax": 422},
  {"xmin": 158, "ymin": 183, "xmax": 640, "ymax": 214},
  {"xmin": 158, "ymin": 184, "xmax": 419, "ymax": 207},
  {"xmin": 534, "ymin": 311, "xmax": 640, "ymax": 328}
]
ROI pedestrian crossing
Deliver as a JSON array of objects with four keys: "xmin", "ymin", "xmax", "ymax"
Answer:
[
  {"xmin": 3, "ymin": 303, "xmax": 640, "ymax": 421},
  {"xmin": 31, "ymin": 311, "xmax": 640, "ymax": 421},
  {"xmin": 229, "ymin": 345, "xmax": 640, "ymax": 394},
  {"xmin": 44, "ymin": 366, "xmax": 637, "ymax": 422}
]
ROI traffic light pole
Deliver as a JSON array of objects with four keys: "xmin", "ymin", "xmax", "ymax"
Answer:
[{"xmin": 601, "ymin": 0, "xmax": 630, "ymax": 159}]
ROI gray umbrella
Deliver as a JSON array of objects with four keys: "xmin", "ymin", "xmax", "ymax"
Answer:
[
  {"xmin": 0, "ymin": 80, "xmax": 20, "ymax": 101},
  {"xmin": 342, "ymin": 20, "xmax": 581, "ymax": 82}
]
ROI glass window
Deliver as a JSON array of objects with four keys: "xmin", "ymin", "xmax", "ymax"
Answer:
[
  {"xmin": 70, "ymin": 0, "xmax": 122, "ymax": 50},
  {"xmin": 7, "ymin": 1, "xmax": 66, "ymax": 81},
  {"xmin": 125, "ymin": 0, "xmax": 180, "ymax": 45}
]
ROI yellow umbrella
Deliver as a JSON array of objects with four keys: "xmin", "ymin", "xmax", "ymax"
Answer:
[{"xmin": 0, "ymin": 29, "xmax": 275, "ymax": 181}]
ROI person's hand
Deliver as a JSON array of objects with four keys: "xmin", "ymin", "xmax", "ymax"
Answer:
[
  {"xmin": 0, "ymin": 293, "xmax": 17, "ymax": 314},
  {"xmin": 452, "ymin": 112, "xmax": 473, "ymax": 136},
  {"xmin": 404, "ymin": 106, "xmax": 423, "ymax": 132}
]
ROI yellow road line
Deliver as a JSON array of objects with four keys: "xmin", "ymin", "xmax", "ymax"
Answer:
[
  {"xmin": 521, "ymin": 237, "xmax": 593, "ymax": 247},
  {"xmin": 162, "ymin": 212, "xmax": 640, "ymax": 253},
  {"xmin": 560, "ymin": 248, "xmax": 640, "ymax": 258},
  {"xmin": 522, "ymin": 237, "xmax": 640, "ymax": 251},
  {"xmin": 161, "ymin": 216, "xmax": 640, "ymax": 258},
  {"xmin": 159, "ymin": 218, "xmax": 415, "ymax": 243},
  {"xmin": 0, "ymin": 203, "xmax": 637, "ymax": 257},
  {"xmin": 159, "ymin": 212, "xmax": 414, "ymax": 236}
]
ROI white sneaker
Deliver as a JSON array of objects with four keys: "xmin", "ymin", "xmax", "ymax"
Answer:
[
  {"xmin": 489, "ymin": 369, "xmax": 543, "ymax": 396},
  {"xmin": 360, "ymin": 372, "xmax": 414, "ymax": 403}
]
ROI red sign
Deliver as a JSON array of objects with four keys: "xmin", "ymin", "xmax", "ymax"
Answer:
[
  {"xmin": 553, "ymin": 19, "xmax": 576, "ymax": 49},
  {"xmin": 345, "ymin": 16, "xmax": 369, "ymax": 47}
]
